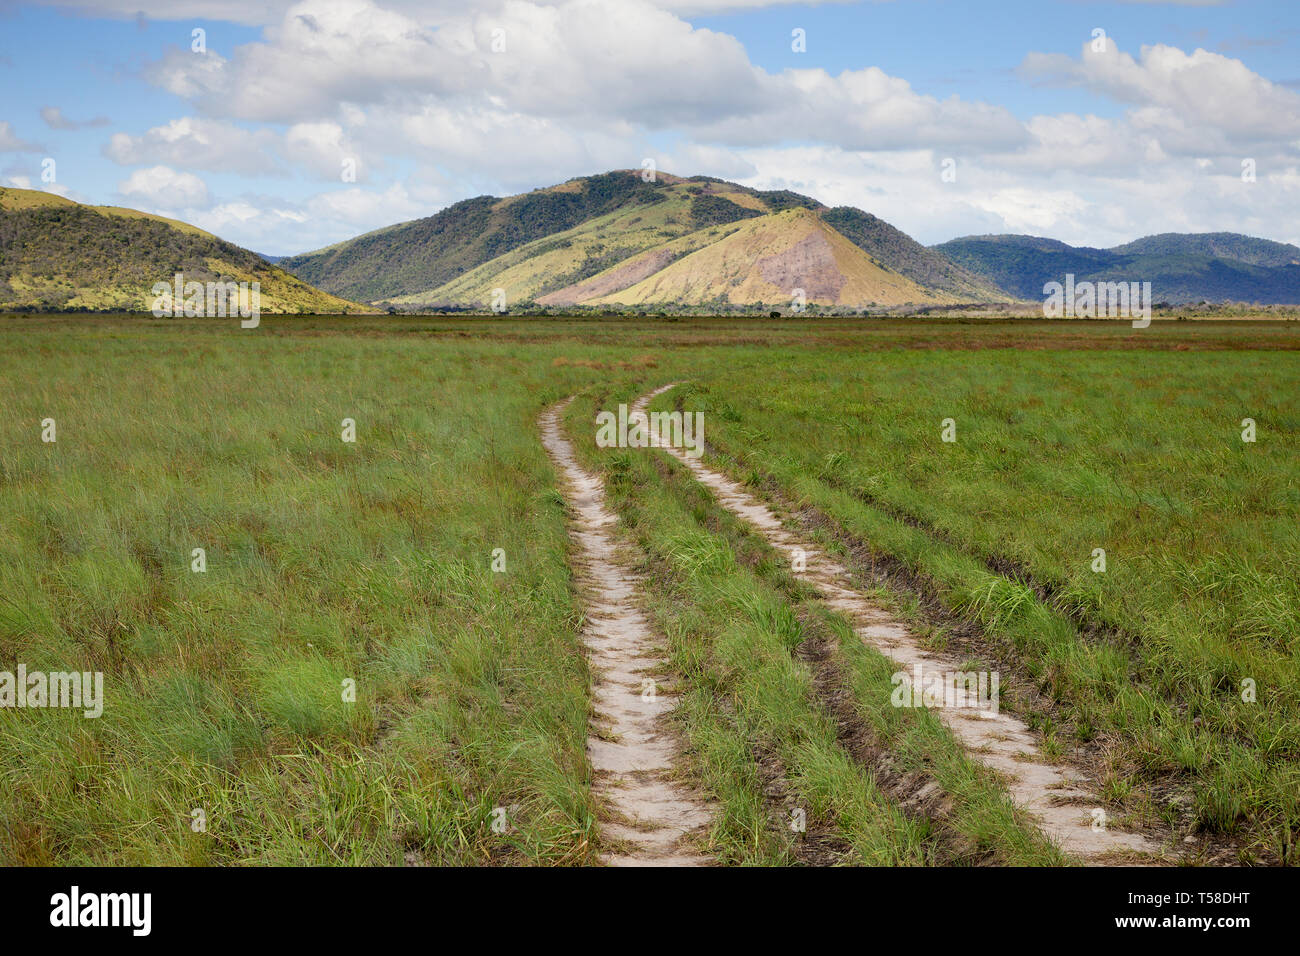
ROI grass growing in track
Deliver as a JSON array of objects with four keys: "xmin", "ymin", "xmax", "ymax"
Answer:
[
  {"xmin": 568, "ymin": 383, "xmax": 1065, "ymax": 865},
  {"xmin": 566, "ymin": 387, "xmax": 925, "ymax": 863},
  {"xmin": 668, "ymin": 344, "xmax": 1299, "ymax": 861}
]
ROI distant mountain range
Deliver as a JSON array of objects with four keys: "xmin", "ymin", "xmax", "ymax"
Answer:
[
  {"xmin": 280, "ymin": 171, "xmax": 1005, "ymax": 310},
  {"xmin": 5, "ymin": 172, "xmax": 1299, "ymax": 313},
  {"xmin": 0, "ymin": 187, "xmax": 366, "ymax": 314},
  {"xmin": 281, "ymin": 171, "xmax": 1300, "ymax": 309},
  {"xmin": 934, "ymin": 233, "xmax": 1300, "ymax": 305}
]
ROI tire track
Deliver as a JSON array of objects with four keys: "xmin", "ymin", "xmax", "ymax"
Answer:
[
  {"xmin": 634, "ymin": 384, "xmax": 1163, "ymax": 862},
  {"xmin": 540, "ymin": 397, "xmax": 713, "ymax": 866}
]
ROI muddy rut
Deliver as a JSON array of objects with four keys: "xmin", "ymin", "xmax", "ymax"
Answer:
[
  {"xmin": 540, "ymin": 398, "xmax": 712, "ymax": 866},
  {"xmin": 634, "ymin": 384, "xmax": 1163, "ymax": 862}
]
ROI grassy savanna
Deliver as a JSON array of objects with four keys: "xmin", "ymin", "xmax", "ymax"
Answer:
[
  {"xmin": 0, "ymin": 314, "xmax": 1294, "ymax": 865},
  {"xmin": 0, "ymin": 316, "xmax": 667, "ymax": 864},
  {"xmin": 652, "ymin": 336, "xmax": 1299, "ymax": 861},
  {"xmin": 566, "ymin": 383, "xmax": 1067, "ymax": 865}
]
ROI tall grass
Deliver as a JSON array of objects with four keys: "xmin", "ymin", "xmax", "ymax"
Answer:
[
  {"xmin": 673, "ymin": 344, "xmax": 1299, "ymax": 859},
  {"xmin": 569, "ymin": 384, "xmax": 1064, "ymax": 865},
  {"xmin": 1, "ymin": 314, "xmax": 1293, "ymax": 864},
  {"xmin": 0, "ymin": 317, "xmax": 661, "ymax": 864}
]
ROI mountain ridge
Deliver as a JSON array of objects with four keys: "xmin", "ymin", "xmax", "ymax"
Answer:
[
  {"xmin": 935, "ymin": 232, "xmax": 1300, "ymax": 304},
  {"xmin": 0, "ymin": 187, "xmax": 369, "ymax": 314},
  {"xmin": 8, "ymin": 174, "xmax": 1299, "ymax": 313},
  {"xmin": 282, "ymin": 170, "xmax": 1008, "ymax": 309}
]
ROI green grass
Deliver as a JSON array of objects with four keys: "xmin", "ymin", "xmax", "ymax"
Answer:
[
  {"xmin": 0, "ymin": 314, "xmax": 1294, "ymax": 865},
  {"xmin": 658, "ymin": 341, "xmax": 1300, "ymax": 860},
  {"xmin": 568, "ymin": 383, "xmax": 1066, "ymax": 865},
  {"xmin": 567, "ymin": 388, "xmax": 932, "ymax": 863},
  {"xmin": 0, "ymin": 318, "xmax": 663, "ymax": 864}
]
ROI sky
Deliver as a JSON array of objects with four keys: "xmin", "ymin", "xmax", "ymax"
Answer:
[{"xmin": 0, "ymin": 0, "xmax": 1297, "ymax": 256}]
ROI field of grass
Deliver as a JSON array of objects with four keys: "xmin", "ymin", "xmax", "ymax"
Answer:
[
  {"xmin": 0, "ymin": 314, "xmax": 1295, "ymax": 865},
  {"xmin": 566, "ymin": 383, "xmax": 1067, "ymax": 865},
  {"xmin": 0, "ymin": 317, "xmax": 651, "ymax": 864},
  {"xmin": 655, "ymin": 335, "xmax": 1299, "ymax": 860}
]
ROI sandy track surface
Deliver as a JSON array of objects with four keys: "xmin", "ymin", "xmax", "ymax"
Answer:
[{"xmin": 540, "ymin": 397, "xmax": 713, "ymax": 866}]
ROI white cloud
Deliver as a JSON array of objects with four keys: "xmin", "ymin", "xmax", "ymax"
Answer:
[
  {"xmin": 187, "ymin": 180, "xmax": 448, "ymax": 254},
  {"xmin": 388, "ymin": 102, "xmax": 643, "ymax": 187},
  {"xmin": 283, "ymin": 121, "xmax": 368, "ymax": 180},
  {"xmin": 40, "ymin": 107, "xmax": 110, "ymax": 130},
  {"xmin": 117, "ymin": 165, "xmax": 213, "ymax": 209},
  {"xmin": 21, "ymin": 0, "xmax": 313, "ymax": 26},
  {"xmin": 191, "ymin": 200, "xmax": 307, "ymax": 240},
  {"xmin": 142, "ymin": 1, "xmax": 469, "ymax": 123},
  {"xmin": 0, "ymin": 121, "xmax": 42, "ymax": 153},
  {"xmin": 1020, "ymin": 41, "xmax": 1300, "ymax": 143},
  {"xmin": 148, "ymin": 47, "xmax": 231, "ymax": 100},
  {"xmin": 105, "ymin": 117, "xmax": 280, "ymax": 174},
  {"xmin": 23, "ymin": 0, "xmax": 853, "ymax": 27},
  {"xmin": 963, "ymin": 186, "xmax": 1093, "ymax": 236},
  {"xmin": 138, "ymin": 0, "xmax": 1011, "ymax": 145}
]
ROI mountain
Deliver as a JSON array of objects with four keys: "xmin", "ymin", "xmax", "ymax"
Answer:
[
  {"xmin": 0, "ymin": 187, "xmax": 368, "ymax": 313},
  {"xmin": 568, "ymin": 207, "xmax": 937, "ymax": 308},
  {"xmin": 10, "ymin": 177, "xmax": 1295, "ymax": 313},
  {"xmin": 282, "ymin": 171, "xmax": 1007, "ymax": 310},
  {"xmin": 819, "ymin": 206, "xmax": 1002, "ymax": 301},
  {"xmin": 1111, "ymin": 233, "xmax": 1300, "ymax": 267},
  {"xmin": 934, "ymin": 232, "xmax": 1300, "ymax": 305}
]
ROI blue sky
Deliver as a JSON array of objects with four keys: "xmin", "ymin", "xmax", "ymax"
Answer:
[
  {"xmin": 700, "ymin": 1, "xmax": 1300, "ymax": 114},
  {"xmin": 2, "ymin": 0, "xmax": 1298, "ymax": 255}
]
